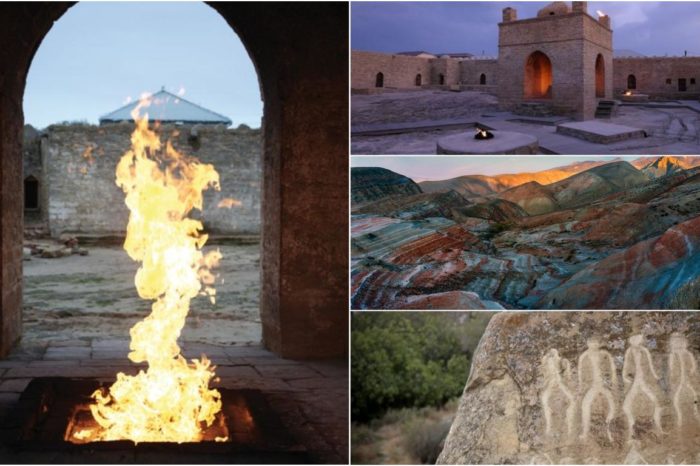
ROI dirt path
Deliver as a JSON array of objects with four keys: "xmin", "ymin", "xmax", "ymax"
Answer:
[{"xmin": 22, "ymin": 244, "xmax": 261, "ymax": 346}]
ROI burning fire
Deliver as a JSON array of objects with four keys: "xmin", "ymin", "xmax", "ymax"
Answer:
[
  {"xmin": 73, "ymin": 96, "xmax": 227, "ymax": 443},
  {"xmin": 624, "ymin": 90, "xmax": 633, "ymax": 96}
]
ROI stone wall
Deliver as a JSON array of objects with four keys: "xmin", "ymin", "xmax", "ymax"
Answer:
[
  {"xmin": 614, "ymin": 57, "xmax": 700, "ymax": 99},
  {"xmin": 42, "ymin": 123, "xmax": 261, "ymax": 238},
  {"xmin": 459, "ymin": 59, "xmax": 498, "ymax": 86},
  {"xmin": 497, "ymin": 11, "xmax": 612, "ymax": 120},
  {"xmin": 351, "ymin": 50, "xmax": 439, "ymax": 89},
  {"xmin": 22, "ymin": 126, "xmax": 46, "ymax": 225}
]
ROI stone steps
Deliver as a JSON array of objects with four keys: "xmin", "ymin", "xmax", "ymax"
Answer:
[{"xmin": 595, "ymin": 100, "xmax": 617, "ymax": 119}]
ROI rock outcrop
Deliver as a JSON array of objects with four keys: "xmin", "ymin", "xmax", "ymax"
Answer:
[
  {"xmin": 541, "ymin": 216, "xmax": 700, "ymax": 309},
  {"xmin": 643, "ymin": 156, "xmax": 688, "ymax": 178},
  {"xmin": 438, "ymin": 312, "xmax": 700, "ymax": 464},
  {"xmin": 353, "ymin": 190, "xmax": 472, "ymax": 221},
  {"xmin": 351, "ymin": 167, "xmax": 422, "ymax": 205}
]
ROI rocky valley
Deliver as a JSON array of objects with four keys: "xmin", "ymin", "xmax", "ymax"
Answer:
[{"xmin": 351, "ymin": 157, "xmax": 700, "ymax": 309}]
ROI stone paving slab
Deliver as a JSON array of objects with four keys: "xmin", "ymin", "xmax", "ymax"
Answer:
[
  {"xmin": 556, "ymin": 120, "xmax": 647, "ymax": 143},
  {"xmin": 351, "ymin": 118, "xmax": 477, "ymax": 136}
]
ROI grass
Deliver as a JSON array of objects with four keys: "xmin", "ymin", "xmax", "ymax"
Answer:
[{"xmin": 351, "ymin": 399, "xmax": 460, "ymax": 465}]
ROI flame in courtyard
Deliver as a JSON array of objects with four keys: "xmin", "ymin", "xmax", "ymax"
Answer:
[{"xmin": 76, "ymin": 96, "xmax": 226, "ymax": 443}]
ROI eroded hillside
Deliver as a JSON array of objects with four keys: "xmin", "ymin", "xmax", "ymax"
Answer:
[{"xmin": 351, "ymin": 157, "xmax": 700, "ymax": 309}]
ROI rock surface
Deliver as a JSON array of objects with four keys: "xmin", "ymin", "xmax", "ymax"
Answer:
[
  {"xmin": 351, "ymin": 167, "xmax": 422, "ymax": 205},
  {"xmin": 352, "ymin": 157, "xmax": 700, "ymax": 309},
  {"xmin": 438, "ymin": 312, "xmax": 700, "ymax": 464}
]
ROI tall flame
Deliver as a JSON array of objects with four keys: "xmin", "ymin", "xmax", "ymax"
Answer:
[{"xmin": 80, "ymin": 96, "xmax": 225, "ymax": 443}]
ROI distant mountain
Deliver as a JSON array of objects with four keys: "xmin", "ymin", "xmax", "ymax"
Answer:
[
  {"xmin": 497, "ymin": 181, "xmax": 560, "ymax": 216},
  {"xmin": 351, "ymin": 167, "xmax": 422, "ymax": 205},
  {"xmin": 418, "ymin": 159, "xmax": 611, "ymax": 198},
  {"xmin": 639, "ymin": 156, "xmax": 700, "ymax": 178},
  {"xmin": 548, "ymin": 161, "xmax": 649, "ymax": 208}
]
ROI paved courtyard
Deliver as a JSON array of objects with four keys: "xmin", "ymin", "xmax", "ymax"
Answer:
[{"xmin": 351, "ymin": 90, "xmax": 700, "ymax": 155}]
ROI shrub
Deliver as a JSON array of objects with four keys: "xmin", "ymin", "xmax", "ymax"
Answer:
[
  {"xmin": 402, "ymin": 418, "xmax": 453, "ymax": 464},
  {"xmin": 351, "ymin": 313, "xmax": 471, "ymax": 422}
]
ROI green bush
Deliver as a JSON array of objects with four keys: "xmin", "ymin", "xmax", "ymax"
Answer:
[{"xmin": 351, "ymin": 313, "xmax": 471, "ymax": 422}]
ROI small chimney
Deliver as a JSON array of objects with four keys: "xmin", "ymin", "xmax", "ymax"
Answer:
[
  {"xmin": 598, "ymin": 14, "xmax": 611, "ymax": 28},
  {"xmin": 502, "ymin": 7, "xmax": 517, "ymax": 22},
  {"xmin": 572, "ymin": 1, "xmax": 587, "ymax": 14}
]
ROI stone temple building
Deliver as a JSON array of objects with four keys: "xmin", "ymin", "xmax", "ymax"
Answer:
[
  {"xmin": 24, "ymin": 89, "xmax": 261, "ymax": 239},
  {"xmin": 351, "ymin": 1, "xmax": 700, "ymax": 120}
]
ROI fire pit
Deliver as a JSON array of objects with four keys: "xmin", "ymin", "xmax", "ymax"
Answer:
[
  {"xmin": 436, "ymin": 128, "xmax": 539, "ymax": 154},
  {"xmin": 474, "ymin": 127, "xmax": 494, "ymax": 140},
  {"xmin": 1, "ymin": 378, "xmax": 309, "ymax": 463},
  {"xmin": 620, "ymin": 90, "xmax": 649, "ymax": 102}
]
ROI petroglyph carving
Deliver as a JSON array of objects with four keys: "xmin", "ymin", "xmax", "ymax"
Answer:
[
  {"xmin": 668, "ymin": 333, "xmax": 700, "ymax": 428},
  {"xmin": 623, "ymin": 334, "xmax": 664, "ymax": 440},
  {"xmin": 540, "ymin": 349, "xmax": 576, "ymax": 437},
  {"xmin": 623, "ymin": 440, "xmax": 648, "ymax": 465},
  {"xmin": 578, "ymin": 337, "xmax": 618, "ymax": 441}
]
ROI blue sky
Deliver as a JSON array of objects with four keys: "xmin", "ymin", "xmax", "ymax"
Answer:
[
  {"xmin": 351, "ymin": 156, "xmax": 638, "ymax": 180},
  {"xmin": 24, "ymin": 2, "xmax": 262, "ymax": 130},
  {"xmin": 352, "ymin": 2, "xmax": 700, "ymax": 57}
]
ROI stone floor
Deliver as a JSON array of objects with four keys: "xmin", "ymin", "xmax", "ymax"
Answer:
[
  {"xmin": 0, "ymin": 339, "xmax": 348, "ymax": 463},
  {"xmin": 351, "ymin": 90, "xmax": 700, "ymax": 155}
]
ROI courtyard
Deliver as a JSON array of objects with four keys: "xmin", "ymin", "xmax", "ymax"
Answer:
[
  {"xmin": 351, "ymin": 89, "xmax": 700, "ymax": 154},
  {"xmin": 22, "ymin": 243, "xmax": 261, "ymax": 346}
]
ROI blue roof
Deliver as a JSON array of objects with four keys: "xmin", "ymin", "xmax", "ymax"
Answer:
[{"xmin": 99, "ymin": 89, "xmax": 232, "ymax": 126}]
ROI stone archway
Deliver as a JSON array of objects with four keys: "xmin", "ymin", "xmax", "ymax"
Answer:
[
  {"xmin": 480, "ymin": 73, "xmax": 486, "ymax": 85},
  {"xmin": 375, "ymin": 72, "xmax": 384, "ymax": 88},
  {"xmin": 0, "ymin": 2, "xmax": 348, "ymax": 359},
  {"xmin": 595, "ymin": 54, "xmax": 605, "ymax": 98},
  {"xmin": 627, "ymin": 74, "xmax": 636, "ymax": 90},
  {"xmin": 524, "ymin": 51, "xmax": 552, "ymax": 99},
  {"xmin": 415, "ymin": 74, "xmax": 422, "ymax": 86}
]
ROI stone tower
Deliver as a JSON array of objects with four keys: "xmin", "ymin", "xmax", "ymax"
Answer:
[{"xmin": 497, "ymin": 1, "xmax": 613, "ymax": 120}]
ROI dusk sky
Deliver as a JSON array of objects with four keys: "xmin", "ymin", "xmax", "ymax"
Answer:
[
  {"xmin": 24, "ymin": 2, "xmax": 262, "ymax": 130},
  {"xmin": 352, "ymin": 2, "xmax": 700, "ymax": 57},
  {"xmin": 351, "ymin": 156, "xmax": 638, "ymax": 181}
]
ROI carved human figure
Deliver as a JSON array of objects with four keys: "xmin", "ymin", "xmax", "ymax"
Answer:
[
  {"xmin": 668, "ymin": 333, "xmax": 699, "ymax": 428},
  {"xmin": 622, "ymin": 334, "xmax": 663, "ymax": 441},
  {"xmin": 540, "ymin": 348, "xmax": 576, "ymax": 437},
  {"xmin": 578, "ymin": 337, "xmax": 618, "ymax": 441}
]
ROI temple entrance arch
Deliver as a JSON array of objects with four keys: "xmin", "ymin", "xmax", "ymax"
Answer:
[
  {"xmin": 524, "ymin": 51, "xmax": 552, "ymax": 99},
  {"xmin": 595, "ymin": 54, "xmax": 605, "ymax": 97}
]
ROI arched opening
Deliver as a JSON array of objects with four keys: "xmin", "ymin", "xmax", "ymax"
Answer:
[
  {"xmin": 23, "ymin": 2, "xmax": 263, "ymax": 351},
  {"xmin": 524, "ymin": 51, "xmax": 552, "ymax": 99},
  {"xmin": 0, "ymin": 3, "xmax": 347, "ymax": 461},
  {"xmin": 375, "ymin": 72, "xmax": 384, "ymax": 88},
  {"xmin": 24, "ymin": 176, "xmax": 39, "ymax": 210},
  {"xmin": 627, "ymin": 74, "xmax": 637, "ymax": 90},
  {"xmin": 0, "ymin": 3, "xmax": 347, "ymax": 362},
  {"xmin": 480, "ymin": 73, "xmax": 486, "ymax": 85},
  {"xmin": 415, "ymin": 74, "xmax": 422, "ymax": 86},
  {"xmin": 439, "ymin": 74, "xmax": 445, "ymax": 85},
  {"xmin": 595, "ymin": 54, "xmax": 605, "ymax": 97}
]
